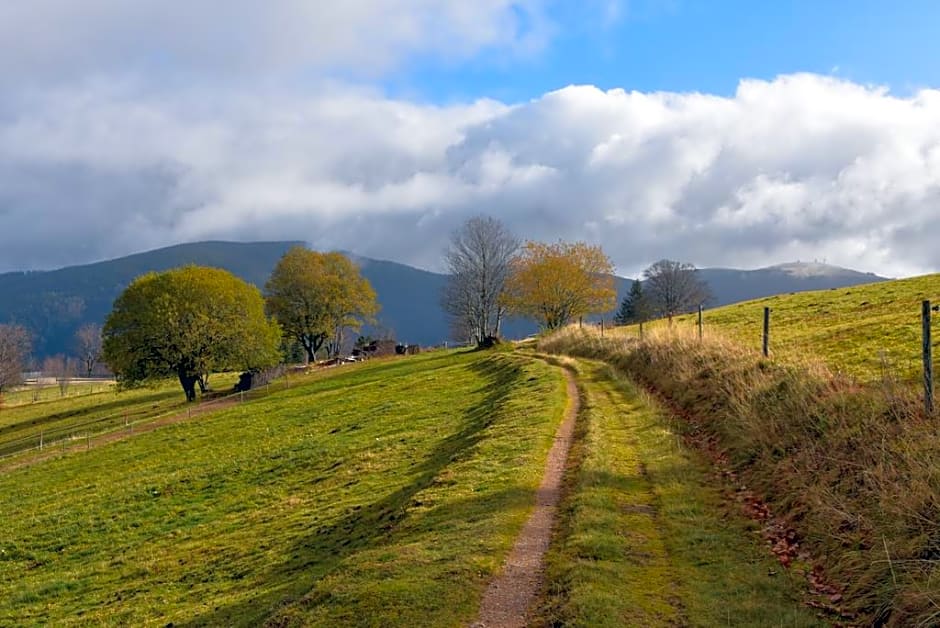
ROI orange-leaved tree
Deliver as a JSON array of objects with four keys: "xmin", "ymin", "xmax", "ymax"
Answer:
[{"xmin": 504, "ymin": 240, "xmax": 617, "ymax": 329}]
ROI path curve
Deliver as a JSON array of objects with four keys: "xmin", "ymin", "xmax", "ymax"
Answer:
[{"xmin": 473, "ymin": 365, "xmax": 580, "ymax": 628}]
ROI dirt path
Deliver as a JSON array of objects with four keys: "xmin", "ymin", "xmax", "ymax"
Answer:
[
  {"xmin": 0, "ymin": 398, "xmax": 238, "ymax": 473},
  {"xmin": 473, "ymin": 366, "xmax": 580, "ymax": 628}
]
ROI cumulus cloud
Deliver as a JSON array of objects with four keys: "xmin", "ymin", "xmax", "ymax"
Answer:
[{"xmin": 3, "ymin": 72, "xmax": 940, "ymax": 277}]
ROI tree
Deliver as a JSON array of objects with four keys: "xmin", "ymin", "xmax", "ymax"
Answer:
[
  {"xmin": 0, "ymin": 324, "xmax": 31, "ymax": 400},
  {"xmin": 74, "ymin": 322, "xmax": 103, "ymax": 377},
  {"xmin": 42, "ymin": 354, "xmax": 75, "ymax": 396},
  {"xmin": 102, "ymin": 266, "xmax": 282, "ymax": 401},
  {"xmin": 614, "ymin": 279, "xmax": 649, "ymax": 325},
  {"xmin": 265, "ymin": 248, "xmax": 378, "ymax": 362},
  {"xmin": 642, "ymin": 259, "xmax": 712, "ymax": 323},
  {"xmin": 504, "ymin": 241, "xmax": 617, "ymax": 329},
  {"xmin": 441, "ymin": 216, "xmax": 520, "ymax": 345}
]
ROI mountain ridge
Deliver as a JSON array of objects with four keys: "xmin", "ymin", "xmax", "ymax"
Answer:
[{"xmin": 0, "ymin": 240, "xmax": 889, "ymax": 360}]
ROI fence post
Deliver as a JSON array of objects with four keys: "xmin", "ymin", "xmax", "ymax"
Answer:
[
  {"xmin": 762, "ymin": 307, "xmax": 771, "ymax": 357},
  {"xmin": 924, "ymin": 300, "xmax": 934, "ymax": 415},
  {"xmin": 39, "ymin": 431, "xmax": 43, "ymax": 451},
  {"xmin": 698, "ymin": 305, "xmax": 704, "ymax": 340},
  {"xmin": 639, "ymin": 320, "xmax": 643, "ymax": 339}
]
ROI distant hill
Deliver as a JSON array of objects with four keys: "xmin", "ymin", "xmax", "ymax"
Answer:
[
  {"xmin": 696, "ymin": 262, "xmax": 888, "ymax": 307},
  {"xmin": 0, "ymin": 241, "xmax": 889, "ymax": 360}
]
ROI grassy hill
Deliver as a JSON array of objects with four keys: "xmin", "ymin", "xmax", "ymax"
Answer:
[
  {"xmin": 638, "ymin": 272, "xmax": 940, "ymax": 384},
  {"xmin": 0, "ymin": 349, "xmax": 568, "ymax": 626},
  {"xmin": 1, "ymin": 343, "xmax": 825, "ymax": 626}
]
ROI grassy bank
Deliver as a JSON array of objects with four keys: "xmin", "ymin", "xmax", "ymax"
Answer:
[
  {"xmin": 0, "ymin": 349, "xmax": 567, "ymax": 626},
  {"xmin": 537, "ymin": 357, "xmax": 820, "ymax": 627},
  {"xmin": 619, "ymin": 272, "xmax": 940, "ymax": 384},
  {"xmin": 540, "ymin": 327, "xmax": 940, "ymax": 625}
]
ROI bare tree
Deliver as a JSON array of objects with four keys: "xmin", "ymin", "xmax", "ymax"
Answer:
[
  {"xmin": 643, "ymin": 259, "xmax": 712, "ymax": 323},
  {"xmin": 43, "ymin": 354, "xmax": 76, "ymax": 396},
  {"xmin": 0, "ymin": 323, "xmax": 31, "ymax": 399},
  {"xmin": 442, "ymin": 216, "xmax": 520, "ymax": 345},
  {"xmin": 74, "ymin": 322, "xmax": 103, "ymax": 377}
]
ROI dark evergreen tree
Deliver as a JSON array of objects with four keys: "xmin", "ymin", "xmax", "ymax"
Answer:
[{"xmin": 614, "ymin": 279, "xmax": 645, "ymax": 325}]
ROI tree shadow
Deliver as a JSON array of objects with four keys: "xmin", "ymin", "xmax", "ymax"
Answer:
[{"xmin": 179, "ymin": 355, "xmax": 525, "ymax": 627}]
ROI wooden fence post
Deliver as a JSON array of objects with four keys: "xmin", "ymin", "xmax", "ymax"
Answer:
[
  {"xmin": 762, "ymin": 307, "xmax": 771, "ymax": 357},
  {"xmin": 698, "ymin": 305, "xmax": 704, "ymax": 340},
  {"xmin": 924, "ymin": 300, "xmax": 933, "ymax": 415}
]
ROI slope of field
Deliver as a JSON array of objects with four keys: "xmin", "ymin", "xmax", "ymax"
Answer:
[
  {"xmin": 0, "ymin": 350, "xmax": 567, "ymax": 626},
  {"xmin": 648, "ymin": 272, "xmax": 940, "ymax": 383},
  {"xmin": 0, "ymin": 378, "xmax": 239, "ymax": 459}
]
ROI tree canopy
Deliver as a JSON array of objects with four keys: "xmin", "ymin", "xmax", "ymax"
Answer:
[
  {"xmin": 265, "ymin": 248, "xmax": 378, "ymax": 362},
  {"xmin": 102, "ymin": 266, "xmax": 282, "ymax": 401},
  {"xmin": 642, "ymin": 259, "xmax": 711, "ymax": 322},
  {"xmin": 504, "ymin": 240, "xmax": 616, "ymax": 329},
  {"xmin": 441, "ymin": 216, "xmax": 519, "ymax": 345}
]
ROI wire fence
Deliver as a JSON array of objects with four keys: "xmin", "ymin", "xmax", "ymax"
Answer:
[{"xmin": 0, "ymin": 377, "xmax": 293, "ymax": 463}]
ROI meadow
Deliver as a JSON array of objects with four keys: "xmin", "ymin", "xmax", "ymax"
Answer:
[
  {"xmin": 0, "ymin": 349, "xmax": 567, "ymax": 626},
  {"xmin": 0, "ymin": 375, "xmax": 238, "ymax": 460},
  {"xmin": 631, "ymin": 272, "xmax": 940, "ymax": 384}
]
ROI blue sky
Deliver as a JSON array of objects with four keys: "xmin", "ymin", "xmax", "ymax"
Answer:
[
  {"xmin": 2, "ymin": 1, "xmax": 940, "ymax": 277},
  {"xmin": 383, "ymin": 1, "xmax": 940, "ymax": 102}
]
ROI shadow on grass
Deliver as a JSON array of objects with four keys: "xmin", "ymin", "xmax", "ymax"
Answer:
[{"xmin": 180, "ymin": 354, "xmax": 525, "ymax": 627}]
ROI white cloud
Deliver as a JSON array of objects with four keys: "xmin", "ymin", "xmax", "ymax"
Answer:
[{"xmin": 2, "ymin": 73, "xmax": 940, "ymax": 278}]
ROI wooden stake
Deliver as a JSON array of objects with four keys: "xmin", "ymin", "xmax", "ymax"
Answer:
[
  {"xmin": 762, "ymin": 307, "xmax": 771, "ymax": 357},
  {"xmin": 923, "ymin": 300, "xmax": 933, "ymax": 415}
]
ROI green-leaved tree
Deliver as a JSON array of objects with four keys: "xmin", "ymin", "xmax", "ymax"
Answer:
[
  {"xmin": 265, "ymin": 248, "xmax": 378, "ymax": 362},
  {"xmin": 102, "ymin": 266, "xmax": 282, "ymax": 401}
]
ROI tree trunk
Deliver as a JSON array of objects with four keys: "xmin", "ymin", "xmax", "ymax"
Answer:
[
  {"xmin": 178, "ymin": 369, "xmax": 199, "ymax": 402},
  {"xmin": 302, "ymin": 338, "xmax": 316, "ymax": 363}
]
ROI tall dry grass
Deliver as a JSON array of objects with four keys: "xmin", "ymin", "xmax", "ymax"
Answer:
[{"xmin": 540, "ymin": 325, "xmax": 940, "ymax": 626}]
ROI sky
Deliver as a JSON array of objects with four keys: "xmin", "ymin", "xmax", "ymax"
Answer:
[{"xmin": 2, "ymin": 1, "xmax": 940, "ymax": 278}]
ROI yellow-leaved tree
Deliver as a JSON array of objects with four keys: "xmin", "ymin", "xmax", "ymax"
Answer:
[
  {"xmin": 504, "ymin": 240, "xmax": 617, "ymax": 329},
  {"xmin": 102, "ymin": 266, "xmax": 282, "ymax": 401},
  {"xmin": 265, "ymin": 247, "xmax": 379, "ymax": 362}
]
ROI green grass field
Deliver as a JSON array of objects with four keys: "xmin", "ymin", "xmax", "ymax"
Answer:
[
  {"xmin": 0, "ymin": 374, "xmax": 240, "ymax": 459},
  {"xmin": 623, "ymin": 272, "xmax": 940, "ymax": 383},
  {"xmin": 0, "ymin": 350, "xmax": 567, "ymax": 626},
  {"xmin": 538, "ymin": 357, "xmax": 821, "ymax": 627}
]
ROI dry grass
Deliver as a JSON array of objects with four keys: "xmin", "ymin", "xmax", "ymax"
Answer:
[{"xmin": 540, "ymin": 325, "xmax": 940, "ymax": 626}]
